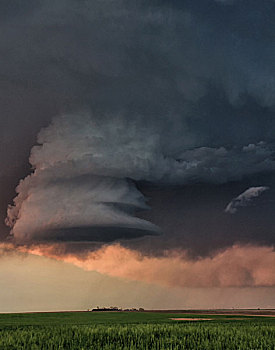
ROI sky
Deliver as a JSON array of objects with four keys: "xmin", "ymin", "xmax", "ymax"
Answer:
[{"xmin": 0, "ymin": 0, "xmax": 275, "ymax": 311}]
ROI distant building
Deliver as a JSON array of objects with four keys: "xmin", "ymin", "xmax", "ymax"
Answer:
[
  {"xmin": 92, "ymin": 306, "xmax": 122, "ymax": 312},
  {"xmin": 90, "ymin": 306, "xmax": 145, "ymax": 312}
]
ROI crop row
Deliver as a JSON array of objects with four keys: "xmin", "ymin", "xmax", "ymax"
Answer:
[{"xmin": 0, "ymin": 322, "xmax": 274, "ymax": 349}]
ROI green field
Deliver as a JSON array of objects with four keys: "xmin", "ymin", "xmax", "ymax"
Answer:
[{"xmin": 0, "ymin": 312, "xmax": 274, "ymax": 349}]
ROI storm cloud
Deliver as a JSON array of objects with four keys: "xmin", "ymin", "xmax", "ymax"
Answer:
[
  {"xmin": 1, "ymin": 0, "xmax": 275, "ymax": 257},
  {"xmin": 5, "ymin": 112, "xmax": 275, "ymax": 244}
]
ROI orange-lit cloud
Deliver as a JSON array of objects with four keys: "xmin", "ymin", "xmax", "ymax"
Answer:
[{"xmin": 6, "ymin": 243, "xmax": 274, "ymax": 288}]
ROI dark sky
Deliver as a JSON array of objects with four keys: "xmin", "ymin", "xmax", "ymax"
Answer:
[{"xmin": 1, "ymin": 0, "xmax": 275, "ymax": 258}]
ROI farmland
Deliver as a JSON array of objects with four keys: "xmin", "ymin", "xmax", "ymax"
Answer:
[{"xmin": 0, "ymin": 311, "xmax": 274, "ymax": 349}]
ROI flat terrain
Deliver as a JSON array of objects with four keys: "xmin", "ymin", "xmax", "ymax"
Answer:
[
  {"xmin": 146, "ymin": 309, "xmax": 275, "ymax": 316},
  {"xmin": 0, "ymin": 311, "xmax": 274, "ymax": 349},
  {"xmin": 0, "ymin": 310, "xmax": 274, "ymax": 326}
]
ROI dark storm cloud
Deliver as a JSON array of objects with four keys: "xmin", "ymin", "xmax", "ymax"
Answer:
[
  {"xmin": 34, "ymin": 226, "xmax": 159, "ymax": 243},
  {"xmin": 130, "ymin": 176, "xmax": 275, "ymax": 257},
  {"xmin": 1, "ymin": 0, "xmax": 275, "ymax": 248}
]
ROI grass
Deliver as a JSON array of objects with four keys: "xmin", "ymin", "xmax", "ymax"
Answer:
[
  {"xmin": 0, "ymin": 311, "xmax": 273, "ymax": 326},
  {"xmin": 0, "ymin": 312, "xmax": 274, "ymax": 349}
]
